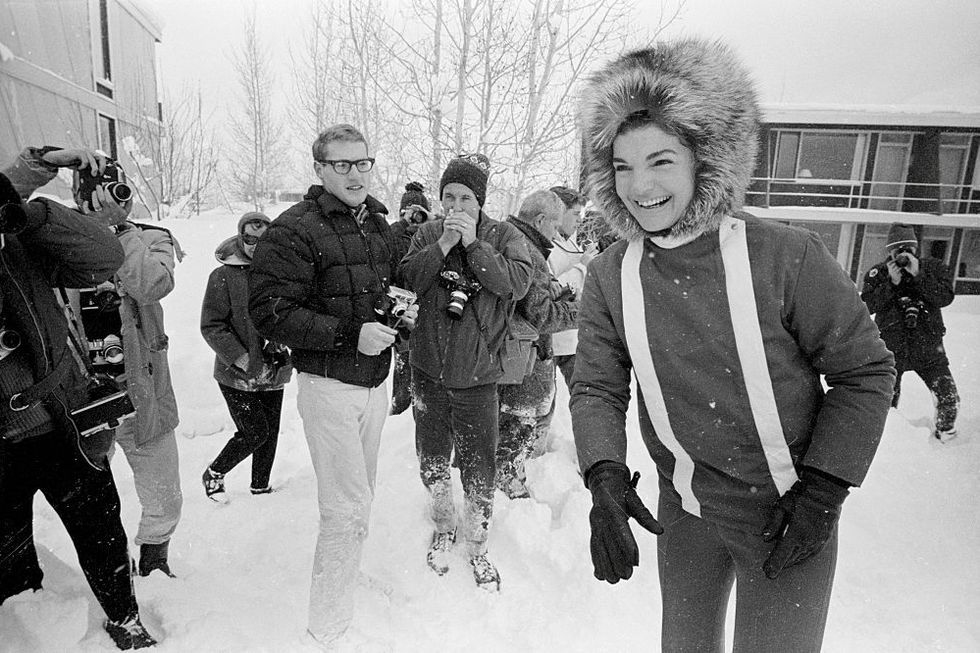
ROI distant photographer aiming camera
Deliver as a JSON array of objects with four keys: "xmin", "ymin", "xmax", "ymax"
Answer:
[{"xmin": 861, "ymin": 223, "xmax": 960, "ymax": 442}]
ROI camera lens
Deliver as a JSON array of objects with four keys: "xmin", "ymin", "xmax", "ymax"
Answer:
[
  {"xmin": 447, "ymin": 290, "xmax": 468, "ymax": 319},
  {"xmin": 107, "ymin": 182, "xmax": 133, "ymax": 203},
  {"xmin": 0, "ymin": 329, "xmax": 21, "ymax": 351}
]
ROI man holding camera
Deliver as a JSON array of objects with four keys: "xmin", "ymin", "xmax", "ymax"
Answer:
[
  {"xmin": 0, "ymin": 148, "xmax": 156, "ymax": 649},
  {"xmin": 862, "ymin": 223, "xmax": 959, "ymax": 441},
  {"xmin": 249, "ymin": 124, "xmax": 417, "ymax": 648},
  {"xmin": 399, "ymin": 153, "xmax": 532, "ymax": 591}
]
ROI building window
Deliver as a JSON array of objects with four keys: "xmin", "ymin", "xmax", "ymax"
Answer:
[
  {"xmin": 940, "ymin": 134, "xmax": 970, "ymax": 214},
  {"xmin": 856, "ymin": 223, "xmax": 890, "ymax": 285},
  {"xmin": 98, "ymin": 0, "xmax": 111, "ymax": 82},
  {"xmin": 773, "ymin": 131, "xmax": 867, "ymax": 181},
  {"xmin": 869, "ymin": 133, "xmax": 912, "ymax": 211},
  {"xmin": 956, "ymin": 230, "xmax": 980, "ymax": 280},
  {"xmin": 98, "ymin": 114, "xmax": 118, "ymax": 160}
]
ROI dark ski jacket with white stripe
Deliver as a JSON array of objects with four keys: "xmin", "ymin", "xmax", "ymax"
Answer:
[{"xmin": 571, "ymin": 214, "xmax": 896, "ymax": 531}]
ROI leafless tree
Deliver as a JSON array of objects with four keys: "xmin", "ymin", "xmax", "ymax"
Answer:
[{"xmin": 228, "ymin": 10, "xmax": 287, "ymax": 210}]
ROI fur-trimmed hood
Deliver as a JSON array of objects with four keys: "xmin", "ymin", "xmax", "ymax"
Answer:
[{"xmin": 579, "ymin": 38, "xmax": 760, "ymax": 241}]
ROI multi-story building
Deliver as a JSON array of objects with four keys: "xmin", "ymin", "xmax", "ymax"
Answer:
[
  {"xmin": 0, "ymin": 0, "xmax": 162, "ymax": 218},
  {"xmin": 746, "ymin": 106, "xmax": 980, "ymax": 294}
]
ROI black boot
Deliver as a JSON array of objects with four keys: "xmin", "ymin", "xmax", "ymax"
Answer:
[
  {"xmin": 138, "ymin": 541, "xmax": 174, "ymax": 578},
  {"xmin": 104, "ymin": 612, "xmax": 157, "ymax": 650}
]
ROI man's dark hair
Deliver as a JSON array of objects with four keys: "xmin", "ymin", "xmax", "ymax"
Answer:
[{"xmin": 549, "ymin": 185, "xmax": 585, "ymax": 210}]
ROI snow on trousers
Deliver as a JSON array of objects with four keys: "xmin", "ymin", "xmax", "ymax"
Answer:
[
  {"xmin": 0, "ymin": 430, "xmax": 138, "ymax": 622},
  {"xmin": 657, "ymin": 496, "xmax": 837, "ymax": 653},
  {"xmin": 111, "ymin": 420, "xmax": 182, "ymax": 547},
  {"xmin": 497, "ymin": 356, "xmax": 557, "ymax": 486},
  {"xmin": 297, "ymin": 372, "xmax": 387, "ymax": 642},
  {"xmin": 889, "ymin": 337, "xmax": 959, "ymax": 432},
  {"xmin": 412, "ymin": 370, "xmax": 497, "ymax": 556}
]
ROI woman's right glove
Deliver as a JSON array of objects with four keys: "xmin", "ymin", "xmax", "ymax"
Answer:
[
  {"xmin": 761, "ymin": 467, "xmax": 850, "ymax": 579},
  {"xmin": 586, "ymin": 460, "xmax": 663, "ymax": 584}
]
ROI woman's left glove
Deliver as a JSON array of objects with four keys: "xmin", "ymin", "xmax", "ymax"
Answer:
[{"xmin": 761, "ymin": 467, "xmax": 850, "ymax": 579}]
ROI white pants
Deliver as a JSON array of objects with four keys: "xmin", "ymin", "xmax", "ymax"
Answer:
[
  {"xmin": 113, "ymin": 423, "xmax": 182, "ymax": 546},
  {"xmin": 297, "ymin": 373, "xmax": 387, "ymax": 642}
]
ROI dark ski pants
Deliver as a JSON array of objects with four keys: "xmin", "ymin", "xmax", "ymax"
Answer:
[
  {"xmin": 390, "ymin": 349, "xmax": 413, "ymax": 416},
  {"xmin": 892, "ymin": 361, "xmax": 959, "ymax": 432},
  {"xmin": 657, "ymin": 498, "xmax": 837, "ymax": 653},
  {"xmin": 211, "ymin": 384, "xmax": 284, "ymax": 489},
  {"xmin": 412, "ymin": 370, "xmax": 497, "ymax": 556},
  {"xmin": 0, "ymin": 430, "xmax": 137, "ymax": 622}
]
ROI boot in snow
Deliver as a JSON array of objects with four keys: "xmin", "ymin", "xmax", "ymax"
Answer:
[
  {"xmin": 104, "ymin": 613, "xmax": 156, "ymax": 650},
  {"xmin": 469, "ymin": 554, "xmax": 501, "ymax": 592},
  {"xmin": 138, "ymin": 541, "xmax": 174, "ymax": 578},
  {"xmin": 426, "ymin": 528, "xmax": 456, "ymax": 575},
  {"xmin": 934, "ymin": 427, "xmax": 958, "ymax": 443},
  {"xmin": 250, "ymin": 485, "xmax": 274, "ymax": 495},
  {"xmin": 202, "ymin": 466, "xmax": 228, "ymax": 503}
]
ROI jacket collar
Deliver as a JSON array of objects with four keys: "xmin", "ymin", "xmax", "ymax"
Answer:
[{"xmin": 507, "ymin": 215, "xmax": 553, "ymax": 258}]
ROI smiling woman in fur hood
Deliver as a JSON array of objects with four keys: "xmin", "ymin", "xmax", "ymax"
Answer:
[{"xmin": 570, "ymin": 38, "xmax": 895, "ymax": 652}]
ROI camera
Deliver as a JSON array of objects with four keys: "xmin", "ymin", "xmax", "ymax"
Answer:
[
  {"xmin": 401, "ymin": 206, "xmax": 427, "ymax": 225},
  {"xmin": 0, "ymin": 327, "xmax": 21, "ymax": 361},
  {"xmin": 76, "ymin": 159, "xmax": 133, "ymax": 206},
  {"xmin": 374, "ymin": 285, "xmax": 417, "ymax": 327},
  {"xmin": 892, "ymin": 245, "xmax": 916, "ymax": 269},
  {"xmin": 263, "ymin": 341, "xmax": 290, "ymax": 368},
  {"xmin": 897, "ymin": 296, "xmax": 924, "ymax": 330},
  {"xmin": 439, "ymin": 270, "xmax": 482, "ymax": 320}
]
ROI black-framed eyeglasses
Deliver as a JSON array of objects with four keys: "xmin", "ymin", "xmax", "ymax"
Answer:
[
  {"xmin": 242, "ymin": 233, "xmax": 262, "ymax": 246},
  {"xmin": 315, "ymin": 158, "xmax": 375, "ymax": 174}
]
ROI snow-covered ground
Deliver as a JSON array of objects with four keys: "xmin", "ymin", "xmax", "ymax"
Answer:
[{"xmin": 2, "ymin": 206, "xmax": 978, "ymax": 652}]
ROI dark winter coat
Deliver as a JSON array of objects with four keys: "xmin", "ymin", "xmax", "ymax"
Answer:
[
  {"xmin": 202, "ymin": 233, "xmax": 292, "ymax": 392},
  {"xmin": 0, "ymin": 165, "xmax": 125, "ymax": 467},
  {"xmin": 248, "ymin": 186, "xmax": 396, "ymax": 389},
  {"xmin": 860, "ymin": 257, "xmax": 954, "ymax": 368},
  {"xmin": 499, "ymin": 217, "xmax": 579, "ymax": 410},
  {"xmin": 390, "ymin": 218, "xmax": 422, "ymax": 266},
  {"xmin": 398, "ymin": 212, "xmax": 533, "ymax": 388}
]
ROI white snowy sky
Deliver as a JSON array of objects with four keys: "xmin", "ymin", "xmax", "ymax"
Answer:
[{"xmin": 146, "ymin": 0, "xmax": 980, "ymax": 113}]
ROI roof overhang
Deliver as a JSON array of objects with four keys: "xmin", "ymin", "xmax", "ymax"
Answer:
[{"xmin": 761, "ymin": 104, "xmax": 980, "ymax": 129}]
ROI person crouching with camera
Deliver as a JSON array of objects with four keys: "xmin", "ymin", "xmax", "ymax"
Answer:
[
  {"xmin": 0, "ymin": 149, "xmax": 157, "ymax": 649},
  {"xmin": 398, "ymin": 153, "xmax": 533, "ymax": 591},
  {"xmin": 862, "ymin": 223, "xmax": 960, "ymax": 441}
]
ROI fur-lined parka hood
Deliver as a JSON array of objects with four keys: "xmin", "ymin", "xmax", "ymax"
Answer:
[{"xmin": 579, "ymin": 38, "xmax": 760, "ymax": 241}]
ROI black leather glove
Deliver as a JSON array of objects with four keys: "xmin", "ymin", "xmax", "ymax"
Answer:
[
  {"xmin": 586, "ymin": 460, "xmax": 663, "ymax": 584},
  {"xmin": 761, "ymin": 467, "xmax": 850, "ymax": 579}
]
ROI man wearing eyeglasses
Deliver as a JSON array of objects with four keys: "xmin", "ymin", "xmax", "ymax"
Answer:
[{"xmin": 248, "ymin": 123, "xmax": 417, "ymax": 648}]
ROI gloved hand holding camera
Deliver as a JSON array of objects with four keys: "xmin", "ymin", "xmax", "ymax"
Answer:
[
  {"xmin": 585, "ymin": 460, "xmax": 663, "ymax": 583},
  {"xmin": 887, "ymin": 246, "xmax": 919, "ymax": 283}
]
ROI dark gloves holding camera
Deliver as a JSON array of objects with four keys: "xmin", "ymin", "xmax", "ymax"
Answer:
[
  {"xmin": 761, "ymin": 467, "xmax": 850, "ymax": 579},
  {"xmin": 586, "ymin": 460, "xmax": 663, "ymax": 584}
]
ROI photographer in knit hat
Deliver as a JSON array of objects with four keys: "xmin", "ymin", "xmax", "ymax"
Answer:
[
  {"xmin": 390, "ymin": 182, "xmax": 433, "ymax": 415},
  {"xmin": 399, "ymin": 153, "xmax": 533, "ymax": 591},
  {"xmin": 862, "ymin": 223, "xmax": 959, "ymax": 442}
]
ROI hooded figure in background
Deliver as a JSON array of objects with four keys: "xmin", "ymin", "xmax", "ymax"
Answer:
[
  {"xmin": 571, "ymin": 39, "xmax": 895, "ymax": 652},
  {"xmin": 201, "ymin": 212, "xmax": 292, "ymax": 503}
]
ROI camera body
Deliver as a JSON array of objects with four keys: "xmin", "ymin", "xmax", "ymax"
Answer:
[
  {"xmin": 401, "ymin": 206, "xmax": 427, "ymax": 225},
  {"xmin": 891, "ymin": 245, "xmax": 916, "ymax": 269},
  {"xmin": 76, "ymin": 160, "xmax": 133, "ymax": 207},
  {"xmin": 439, "ymin": 270, "xmax": 482, "ymax": 320},
  {"xmin": 79, "ymin": 283, "xmax": 125, "ymax": 374},
  {"xmin": 374, "ymin": 285, "xmax": 417, "ymax": 327},
  {"xmin": 897, "ymin": 295, "xmax": 925, "ymax": 330}
]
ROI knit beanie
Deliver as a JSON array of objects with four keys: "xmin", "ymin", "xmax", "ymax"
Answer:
[
  {"xmin": 439, "ymin": 153, "xmax": 490, "ymax": 208},
  {"xmin": 886, "ymin": 223, "xmax": 917, "ymax": 249},
  {"xmin": 399, "ymin": 181, "xmax": 429, "ymax": 212}
]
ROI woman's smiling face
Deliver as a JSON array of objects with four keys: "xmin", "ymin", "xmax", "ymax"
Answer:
[{"xmin": 612, "ymin": 123, "xmax": 696, "ymax": 235}]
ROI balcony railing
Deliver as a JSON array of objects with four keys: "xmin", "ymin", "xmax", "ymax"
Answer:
[{"xmin": 746, "ymin": 178, "xmax": 980, "ymax": 215}]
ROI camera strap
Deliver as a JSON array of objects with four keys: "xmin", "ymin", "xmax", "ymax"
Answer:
[{"xmin": 57, "ymin": 287, "xmax": 99, "ymax": 377}]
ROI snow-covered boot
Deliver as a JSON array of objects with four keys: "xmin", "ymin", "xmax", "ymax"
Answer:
[
  {"xmin": 138, "ymin": 541, "xmax": 174, "ymax": 578},
  {"xmin": 104, "ymin": 613, "xmax": 157, "ymax": 650},
  {"xmin": 202, "ymin": 466, "xmax": 228, "ymax": 503},
  {"xmin": 469, "ymin": 554, "xmax": 501, "ymax": 592},
  {"xmin": 426, "ymin": 528, "xmax": 456, "ymax": 576},
  {"xmin": 250, "ymin": 485, "xmax": 273, "ymax": 495}
]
